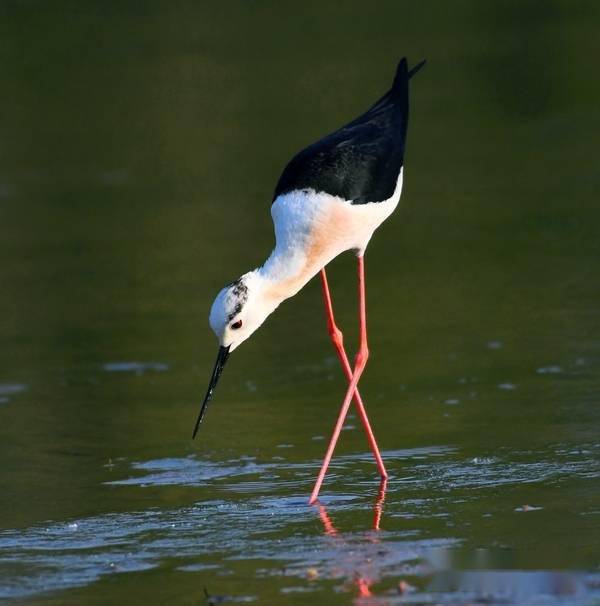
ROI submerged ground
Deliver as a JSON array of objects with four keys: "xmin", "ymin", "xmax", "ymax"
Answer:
[{"xmin": 0, "ymin": 2, "xmax": 599, "ymax": 604}]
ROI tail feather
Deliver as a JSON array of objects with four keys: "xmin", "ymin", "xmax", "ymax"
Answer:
[
  {"xmin": 392, "ymin": 57, "xmax": 426, "ymax": 91},
  {"xmin": 408, "ymin": 59, "xmax": 427, "ymax": 79}
]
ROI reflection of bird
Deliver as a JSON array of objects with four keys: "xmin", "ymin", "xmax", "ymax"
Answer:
[
  {"xmin": 318, "ymin": 477, "xmax": 388, "ymax": 535},
  {"xmin": 193, "ymin": 57, "xmax": 425, "ymax": 503},
  {"xmin": 316, "ymin": 478, "xmax": 388, "ymax": 601}
]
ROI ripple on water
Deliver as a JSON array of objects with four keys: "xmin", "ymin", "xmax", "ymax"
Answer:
[
  {"xmin": 0, "ymin": 383, "xmax": 27, "ymax": 395},
  {"xmin": 1, "ymin": 443, "xmax": 599, "ymax": 601},
  {"xmin": 0, "ymin": 496, "xmax": 460, "ymax": 600},
  {"xmin": 105, "ymin": 442, "xmax": 600, "ymax": 495},
  {"xmin": 0, "ymin": 383, "xmax": 27, "ymax": 405},
  {"xmin": 497, "ymin": 382, "xmax": 517, "ymax": 390},
  {"xmin": 537, "ymin": 365, "xmax": 564, "ymax": 375},
  {"xmin": 104, "ymin": 456, "xmax": 269, "ymax": 487},
  {"xmin": 101, "ymin": 361, "xmax": 168, "ymax": 375}
]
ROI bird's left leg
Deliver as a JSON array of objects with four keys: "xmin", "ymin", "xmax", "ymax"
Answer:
[{"xmin": 309, "ymin": 254, "xmax": 372, "ymax": 504}]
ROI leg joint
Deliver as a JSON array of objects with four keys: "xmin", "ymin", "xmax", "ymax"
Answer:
[
  {"xmin": 355, "ymin": 345, "xmax": 369, "ymax": 369},
  {"xmin": 328, "ymin": 323, "xmax": 344, "ymax": 347}
]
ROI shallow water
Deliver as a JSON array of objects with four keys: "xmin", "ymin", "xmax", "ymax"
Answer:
[
  {"xmin": 1, "ymin": 443, "xmax": 599, "ymax": 603},
  {"xmin": 1, "ymin": 2, "xmax": 600, "ymax": 604}
]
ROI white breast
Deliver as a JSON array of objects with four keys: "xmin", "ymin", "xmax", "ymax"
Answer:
[
  {"xmin": 260, "ymin": 169, "xmax": 403, "ymax": 297},
  {"xmin": 312, "ymin": 168, "xmax": 404, "ymax": 256}
]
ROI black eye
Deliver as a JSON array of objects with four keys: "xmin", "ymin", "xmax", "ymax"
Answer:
[{"xmin": 230, "ymin": 319, "xmax": 243, "ymax": 330}]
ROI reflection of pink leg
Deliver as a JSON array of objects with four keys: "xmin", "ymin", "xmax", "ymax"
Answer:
[
  {"xmin": 315, "ymin": 476, "xmax": 387, "ymax": 534},
  {"xmin": 313, "ymin": 479, "xmax": 387, "ymax": 601},
  {"xmin": 318, "ymin": 267, "xmax": 388, "ymax": 479},
  {"xmin": 310, "ymin": 256, "xmax": 381, "ymax": 504},
  {"xmin": 356, "ymin": 576, "xmax": 373, "ymax": 597},
  {"xmin": 373, "ymin": 477, "xmax": 388, "ymax": 531},
  {"xmin": 317, "ymin": 503, "xmax": 338, "ymax": 537}
]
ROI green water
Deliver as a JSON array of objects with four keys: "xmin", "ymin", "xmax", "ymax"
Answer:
[{"xmin": 1, "ymin": 2, "xmax": 599, "ymax": 604}]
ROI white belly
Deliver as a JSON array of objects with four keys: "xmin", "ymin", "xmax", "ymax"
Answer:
[
  {"xmin": 311, "ymin": 172, "xmax": 403, "ymax": 257},
  {"xmin": 262, "ymin": 169, "xmax": 403, "ymax": 299}
]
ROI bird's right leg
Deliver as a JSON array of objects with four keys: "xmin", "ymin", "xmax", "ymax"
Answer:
[{"xmin": 318, "ymin": 268, "xmax": 388, "ymax": 479}]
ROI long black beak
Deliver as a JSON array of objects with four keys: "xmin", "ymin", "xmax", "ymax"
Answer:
[{"xmin": 192, "ymin": 345, "xmax": 230, "ymax": 438}]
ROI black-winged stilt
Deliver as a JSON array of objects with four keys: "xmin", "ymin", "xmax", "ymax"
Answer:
[{"xmin": 194, "ymin": 57, "xmax": 425, "ymax": 504}]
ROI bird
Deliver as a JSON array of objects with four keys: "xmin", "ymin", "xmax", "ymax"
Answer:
[{"xmin": 193, "ymin": 57, "xmax": 425, "ymax": 504}]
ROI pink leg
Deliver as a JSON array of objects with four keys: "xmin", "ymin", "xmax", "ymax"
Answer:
[
  {"xmin": 319, "ymin": 268, "xmax": 387, "ymax": 478},
  {"xmin": 309, "ymin": 255, "xmax": 378, "ymax": 504}
]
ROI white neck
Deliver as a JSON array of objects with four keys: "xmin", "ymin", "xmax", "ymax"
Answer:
[
  {"xmin": 254, "ymin": 189, "xmax": 327, "ymax": 304},
  {"xmin": 253, "ymin": 242, "xmax": 316, "ymax": 307},
  {"xmin": 261, "ymin": 239, "xmax": 310, "ymax": 283}
]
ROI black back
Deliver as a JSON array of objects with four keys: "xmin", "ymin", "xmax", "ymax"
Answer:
[{"xmin": 273, "ymin": 58, "xmax": 423, "ymax": 205}]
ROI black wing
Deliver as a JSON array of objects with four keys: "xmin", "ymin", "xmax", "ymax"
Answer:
[{"xmin": 273, "ymin": 58, "xmax": 425, "ymax": 205}]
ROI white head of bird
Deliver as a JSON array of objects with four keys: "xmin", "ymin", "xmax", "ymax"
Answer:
[
  {"xmin": 208, "ymin": 270, "xmax": 279, "ymax": 353},
  {"xmin": 192, "ymin": 265, "xmax": 284, "ymax": 438}
]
